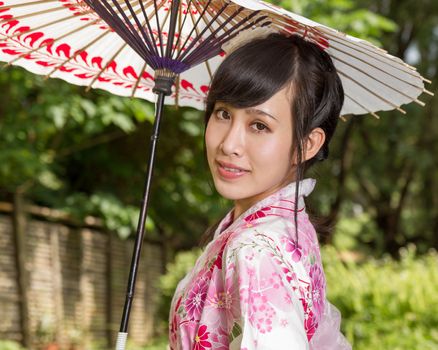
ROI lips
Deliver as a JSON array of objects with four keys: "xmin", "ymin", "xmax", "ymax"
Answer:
[
  {"xmin": 216, "ymin": 160, "xmax": 250, "ymax": 180},
  {"xmin": 218, "ymin": 161, "xmax": 248, "ymax": 172}
]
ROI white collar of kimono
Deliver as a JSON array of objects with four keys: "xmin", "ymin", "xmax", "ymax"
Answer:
[{"xmin": 214, "ymin": 177, "xmax": 316, "ymax": 238}]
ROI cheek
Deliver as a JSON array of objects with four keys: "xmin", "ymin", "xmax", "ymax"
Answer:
[
  {"xmin": 251, "ymin": 135, "xmax": 292, "ymax": 169},
  {"xmin": 205, "ymin": 119, "xmax": 218, "ymax": 157},
  {"xmin": 252, "ymin": 137, "xmax": 292, "ymax": 162}
]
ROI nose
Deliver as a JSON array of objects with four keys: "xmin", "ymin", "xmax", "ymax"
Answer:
[{"xmin": 220, "ymin": 121, "xmax": 244, "ymax": 157}]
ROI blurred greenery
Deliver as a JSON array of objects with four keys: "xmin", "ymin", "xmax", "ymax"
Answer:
[
  {"xmin": 0, "ymin": 341, "xmax": 26, "ymax": 350},
  {"xmin": 0, "ymin": 0, "xmax": 437, "ymax": 348},
  {"xmin": 324, "ymin": 244, "xmax": 438, "ymax": 349}
]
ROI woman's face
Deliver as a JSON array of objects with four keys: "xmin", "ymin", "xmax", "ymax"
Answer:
[{"xmin": 205, "ymin": 86, "xmax": 295, "ymax": 214}]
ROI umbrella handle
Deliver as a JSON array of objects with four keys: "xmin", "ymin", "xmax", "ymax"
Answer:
[
  {"xmin": 115, "ymin": 332, "xmax": 128, "ymax": 350},
  {"xmin": 115, "ymin": 91, "xmax": 166, "ymax": 349}
]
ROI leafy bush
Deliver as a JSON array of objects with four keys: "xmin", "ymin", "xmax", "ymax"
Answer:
[
  {"xmin": 0, "ymin": 341, "xmax": 26, "ymax": 350},
  {"xmin": 322, "ymin": 244, "xmax": 438, "ymax": 349},
  {"xmin": 156, "ymin": 248, "xmax": 202, "ymax": 334},
  {"xmin": 156, "ymin": 244, "xmax": 438, "ymax": 349}
]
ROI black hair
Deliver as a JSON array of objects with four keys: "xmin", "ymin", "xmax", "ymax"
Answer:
[{"xmin": 199, "ymin": 32, "xmax": 344, "ymax": 247}]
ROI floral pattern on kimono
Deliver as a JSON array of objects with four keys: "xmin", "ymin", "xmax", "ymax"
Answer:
[{"xmin": 168, "ymin": 178, "xmax": 351, "ymax": 350}]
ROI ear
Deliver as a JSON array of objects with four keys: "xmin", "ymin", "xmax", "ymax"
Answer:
[
  {"xmin": 291, "ymin": 127, "xmax": 326, "ymax": 165},
  {"xmin": 303, "ymin": 127, "xmax": 326, "ymax": 161}
]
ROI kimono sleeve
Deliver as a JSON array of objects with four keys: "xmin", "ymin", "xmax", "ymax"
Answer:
[{"xmin": 223, "ymin": 234, "xmax": 309, "ymax": 350}]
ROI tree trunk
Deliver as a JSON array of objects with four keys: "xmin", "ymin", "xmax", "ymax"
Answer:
[{"xmin": 12, "ymin": 191, "xmax": 33, "ymax": 349}]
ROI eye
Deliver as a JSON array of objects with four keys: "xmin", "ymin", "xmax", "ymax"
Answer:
[
  {"xmin": 251, "ymin": 122, "xmax": 269, "ymax": 133},
  {"xmin": 214, "ymin": 108, "xmax": 231, "ymax": 120}
]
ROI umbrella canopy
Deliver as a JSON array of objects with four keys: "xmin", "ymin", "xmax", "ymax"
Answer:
[{"xmin": 0, "ymin": 0, "xmax": 431, "ymax": 116}]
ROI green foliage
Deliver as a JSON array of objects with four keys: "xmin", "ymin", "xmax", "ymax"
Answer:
[
  {"xmin": 323, "ymin": 245, "xmax": 438, "ymax": 349},
  {"xmin": 0, "ymin": 341, "xmax": 25, "ymax": 350},
  {"xmin": 62, "ymin": 192, "xmax": 155, "ymax": 239},
  {"xmin": 275, "ymin": 0, "xmax": 397, "ymax": 44},
  {"xmin": 0, "ymin": 66, "xmax": 153, "ymax": 193},
  {"xmin": 128, "ymin": 336, "xmax": 168, "ymax": 350},
  {"xmin": 332, "ymin": 212, "xmax": 380, "ymax": 253},
  {"xmin": 155, "ymin": 248, "xmax": 202, "ymax": 332}
]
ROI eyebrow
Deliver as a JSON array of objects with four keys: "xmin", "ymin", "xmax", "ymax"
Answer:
[{"xmin": 244, "ymin": 107, "xmax": 278, "ymax": 121}]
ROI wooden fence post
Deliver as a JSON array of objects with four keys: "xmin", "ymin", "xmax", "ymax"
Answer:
[
  {"xmin": 106, "ymin": 231, "xmax": 114, "ymax": 349},
  {"xmin": 12, "ymin": 192, "xmax": 32, "ymax": 349},
  {"xmin": 50, "ymin": 227, "xmax": 65, "ymax": 347}
]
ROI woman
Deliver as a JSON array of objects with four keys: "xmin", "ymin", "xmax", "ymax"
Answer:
[{"xmin": 168, "ymin": 33, "xmax": 352, "ymax": 349}]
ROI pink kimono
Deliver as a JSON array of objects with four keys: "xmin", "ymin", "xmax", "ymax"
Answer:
[{"xmin": 168, "ymin": 178, "xmax": 351, "ymax": 349}]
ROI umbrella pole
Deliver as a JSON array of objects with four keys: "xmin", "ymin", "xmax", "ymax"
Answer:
[
  {"xmin": 115, "ymin": 90, "xmax": 167, "ymax": 350},
  {"xmin": 116, "ymin": 2, "xmax": 180, "ymax": 348}
]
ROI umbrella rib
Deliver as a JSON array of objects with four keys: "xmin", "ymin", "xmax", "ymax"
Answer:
[
  {"xmin": 174, "ymin": 1, "xmax": 184, "ymax": 61},
  {"xmin": 200, "ymin": 2, "xmax": 263, "ymax": 51},
  {"xmin": 86, "ymin": 0, "xmax": 159, "ymax": 66},
  {"xmin": 86, "ymin": 42, "xmax": 128, "ymax": 91},
  {"xmin": 178, "ymin": 2, "xmax": 239, "ymax": 62},
  {"xmin": 171, "ymin": 0, "xmax": 194, "ymax": 60},
  {"xmin": 5, "ymin": 18, "xmax": 102, "ymax": 66},
  {"xmin": 0, "ymin": 3, "xmax": 68, "ymax": 24},
  {"xmin": 186, "ymin": 3, "xmax": 213, "ymax": 81},
  {"xmin": 103, "ymin": 0, "xmax": 151, "ymax": 57},
  {"xmin": 330, "ymin": 41, "xmax": 426, "ymax": 84},
  {"xmin": 189, "ymin": 1, "xmax": 219, "ymax": 40},
  {"xmin": 198, "ymin": 2, "xmax": 228, "ymax": 33},
  {"xmin": 86, "ymin": 0, "xmax": 166, "ymax": 91},
  {"xmin": 137, "ymin": 0, "xmax": 161, "ymax": 57},
  {"xmin": 337, "ymin": 70, "xmax": 419, "ymax": 112},
  {"xmin": 189, "ymin": 16, "xmax": 271, "ymax": 68},
  {"xmin": 1, "ymin": 10, "xmax": 96, "ymax": 42},
  {"xmin": 88, "ymin": 0, "xmax": 144, "ymax": 58},
  {"xmin": 319, "ymin": 27, "xmax": 390, "ymax": 55},
  {"xmin": 343, "ymin": 92, "xmax": 380, "ymax": 119},
  {"xmin": 175, "ymin": 0, "xmax": 216, "ymax": 61},
  {"xmin": 141, "ymin": 0, "xmax": 171, "ymax": 58},
  {"xmin": 331, "ymin": 55, "xmax": 423, "ymax": 103},
  {"xmin": 44, "ymin": 29, "xmax": 113, "ymax": 79},
  {"xmin": 126, "ymin": 0, "xmax": 166, "ymax": 57},
  {"xmin": 319, "ymin": 29, "xmax": 423, "ymax": 78},
  {"xmin": 131, "ymin": 61, "xmax": 148, "ymax": 98},
  {"xmin": 188, "ymin": 6, "xmax": 214, "ymax": 81},
  {"xmin": 276, "ymin": 23, "xmax": 425, "ymax": 85},
  {"xmin": 152, "ymin": 0, "xmax": 164, "ymax": 57},
  {"xmin": 174, "ymin": 74, "xmax": 180, "ymax": 108},
  {"xmin": 329, "ymin": 50, "xmax": 424, "ymax": 90},
  {"xmin": 157, "ymin": 2, "xmax": 172, "ymax": 56},
  {"xmin": 173, "ymin": 6, "xmax": 183, "ymax": 108},
  {"xmin": 270, "ymin": 19, "xmax": 327, "ymax": 47},
  {"xmin": 208, "ymin": 1, "xmax": 248, "ymax": 30},
  {"xmin": 192, "ymin": 0, "xmax": 245, "ymax": 51},
  {"xmin": 328, "ymin": 38, "xmax": 422, "ymax": 80},
  {"xmin": 123, "ymin": 0, "xmax": 158, "ymax": 56},
  {"xmin": 186, "ymin": 12, "xmax": 268, "ymax": 67},
  {"xmin": 0, "ymin": 0, "xmax": 59, "ymax": 11}
]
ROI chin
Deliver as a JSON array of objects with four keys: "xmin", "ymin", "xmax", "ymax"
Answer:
[{"xmin": 213, "ymin": 180, "xmax": 252, "ymax": 201}]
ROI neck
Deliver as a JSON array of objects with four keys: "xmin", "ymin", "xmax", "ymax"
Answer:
[
  {"xmin": 232, "ymin": 183, "xmax": 286, "ymax": 221},
  {"xmin": 232, "ymin": 175, "xmax": 299, "ymax": 222},
  {"xmin": 232, "ymin": 200, "xmax": 251, "ymax": 222}
]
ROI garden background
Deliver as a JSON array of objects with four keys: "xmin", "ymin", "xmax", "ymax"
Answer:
[{"xmin": 0, "ymin": 0, "xmax": 437, "ymax": 349}]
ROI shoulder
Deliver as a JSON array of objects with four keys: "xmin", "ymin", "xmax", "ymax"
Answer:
[
  {"xmin": 226, "ymin": 209, "xmax": 321, "ymax": 266},
  {"xmin": 222, "ymin": 211, "xmax": 327, "ymax": 327}
]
